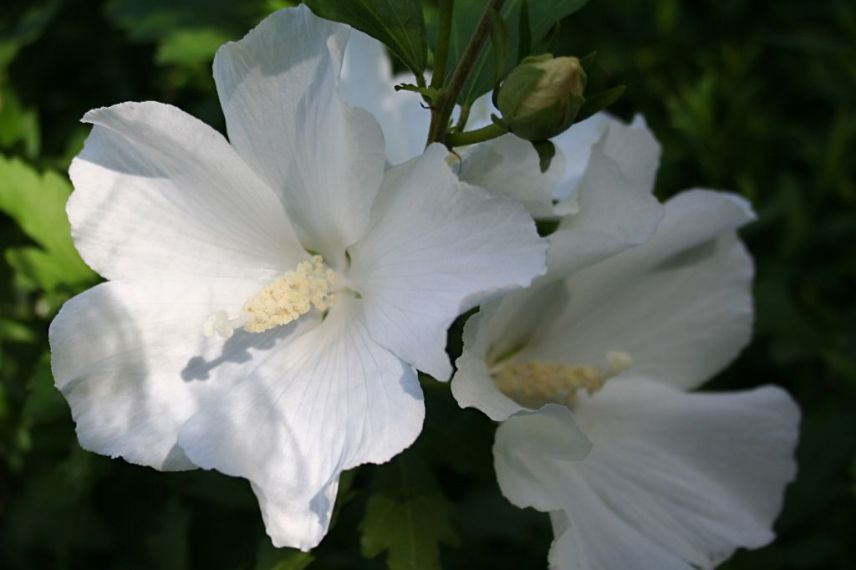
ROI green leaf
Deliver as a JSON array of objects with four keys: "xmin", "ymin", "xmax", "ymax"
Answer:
[
  {"xmin": 443, "ymin": 0, "xmax": 591, "ymax": 105},
  {"xmin": 0, "ymin": 155, "xmax": 96, "ymax": 292},
  {"xmin": 395, "ymin": 82, "xmax": 441, "ymax": 104},
  {"xmin": 532, "ymin": 140, "xmax": 556, "ymax": 173},
  {"xmin": 0, "ymin": 317, "xmax": 36, "ymax": 343},
  {"xmin": 532, "ymin": 20, "xmax": 561, "ymax": 55},
  {"xmin": 146, "ymin": 500, "xmax": 191, "ymax": 570},
  {"xmin": 575, "ymin": 85, "xmax": 626, "ymax": 123},
  {"xmin": 155, "ymin": 28, "xmax": 232, "ymax": 67},
  {"xmin": 105, "ymin": 0, "xmax": 281, "ymax": 72},
  {"xmin": 0, "ymin": 86, "xmax": 40, "ymax": 158},
  {"xmin": 21, "ymin": 355, "xmax": 68, "ymax": 427},
  {"xmin": 305, "ymin": 0, "xmax": 427, "ymax": 77},
  {"xmin": 0, "ymin": 0, "xmax": 61, "ymax": 71},
  {"xmin": 106, "ymin": 0, "xmax": 273, "ymax": 41},
  {"xmin": 360, "ymin": 452, "xmax": 459, "ymax": 570},
  {"xmin": 489, "ymin": 5, "xmax": 510, "ymax": 85},
  {"xmin": 255, "ymin": 541, "xmax": 314, "ymax": 570},
  {"xmin": 517, "ymin": 0, "xmax": 531, "ymax": 63}
]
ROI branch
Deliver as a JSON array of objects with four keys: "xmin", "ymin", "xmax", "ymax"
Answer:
[
  {"xmin": 426, "ymin": 0, "xmax": 504, "ymax": 145},
  {"xmin": 446, "ymin": 123, "xmax": 507, "ymax": 147}
]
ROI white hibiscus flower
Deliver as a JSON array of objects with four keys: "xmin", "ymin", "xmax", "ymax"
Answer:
[
  {"xmin": 451, "ymin": 134, "xmax": 800, "ymax": 567},
  {"xmin": 49, "ymin": 6, "xmax": 548, "ymax": 550}
]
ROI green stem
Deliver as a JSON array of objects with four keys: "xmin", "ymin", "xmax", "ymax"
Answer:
[
  {"xmin": 446, "ymin": 123, "xmax": 507, "ymax": 147},
  {"xmin": 427, "ymin": 0, "xmax": 504, "ymax": 145},
  {"xmin": 430, "ymin": 0, "xmax": 454, "ymax": 90}
]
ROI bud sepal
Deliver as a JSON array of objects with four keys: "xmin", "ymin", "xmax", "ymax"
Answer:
[{"xmin": 496, "ymin": 54, "xmax": 587, "ymax": 142}]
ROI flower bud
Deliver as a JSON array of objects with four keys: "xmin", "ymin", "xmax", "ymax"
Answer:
[{"xmin": 496, "ymin": 55, "xmax": 587, "ymax": 141}]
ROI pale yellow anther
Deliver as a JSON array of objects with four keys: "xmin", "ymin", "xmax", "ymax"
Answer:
[
  {"xmin": 242, "ymin": 256, "xmax": 337, "ymax": 334},
  {"xmin": 491, "ymin": 351, "xmax": 634, "ymax": 409},
  {"xmin": 492, "ymin": 361, "xmax": 605, "ymax": 408}
]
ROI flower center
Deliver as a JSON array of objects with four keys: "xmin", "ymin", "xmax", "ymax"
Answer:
[
  {"xmin": 203, "ymin": 255, "xmax": 338, "ymax": 338},
  {"xmin": 490, "ymin": 350, "xmax": 633, "ymax": 409}
]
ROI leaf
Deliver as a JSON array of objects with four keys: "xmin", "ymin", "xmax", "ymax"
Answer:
[
  {"xmin": 360, "ymin": 452, "xmax": 459, "ymax": 570},
  {"xmin": 0, "ymin": 0, "xmax": 61, "ymax": 71},
  {"xmin": 155, "ymin": 28, "xmax": 232, "ymax": 67},
  {"xmin": 0, "ymin": 86, "xmax": 40, "ymax": 158},
  {"xmin": 575, "ymin": 84, "xmax": 626, "ymax": 122},
  {"xmin": 517, "ymin": 0, "xmax": 531, "ymax": 63},
  {"xmin": 532, "ymin": 140, "xmax": 556, "ymax": 173},
  {"xmin": 488, "ymin": 5, "xmax": 509, "ymax": 85},
  {"xmin": 442, "ymin": 0, "xmax": 591, "ymax": 104},
  {"xmin": 0, "ymin": 155, "xmax": 96, "ymax": 292},
  {"xmin": 106, "ymin": 0, "xmax": 272, "ymax": 41},
  {"xmin": 21, "ymin": 354, "xmax": 68, "ymax": 426},
  {"xmin": 395, "ymin": 82, "xmax": 441, "ymax": 104},
  {"xmin": 255, "ymin": 541, "xmax": 314, "ymax": 570},
  {"xmin": 145, "ymin": 500, "xmax": 191, "ymax": 570},
  {"xmin": 305, "ymin": 0, "xmax": 427, "ymax": 77},
  {"xmin": 105, "ymin": 0, "xmax": 279, "ymax": 71},
  {"xmin": 0, "ymin": 317, "xmax": 36, "ymax": 343}
]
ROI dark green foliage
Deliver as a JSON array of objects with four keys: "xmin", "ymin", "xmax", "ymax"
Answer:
[
  {"xmin": 434, "ymin": 0, "xmax": 589, "ymax": 104},
  {"xmin": 556, "ymin": 1, "xmax": 856, "ymax": 568},
  {"xmin": 359, "ymin": 449, "xmax": 459, "ymax": 569},
  {"xmin": 0, "ymin": 0, "xmax": 853, "ymax": 568}
]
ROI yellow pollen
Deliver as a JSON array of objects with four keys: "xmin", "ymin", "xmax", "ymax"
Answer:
[
  {"xmin": 492, "ymin": 362, "xmax": 605, "ymax": 408},
  {"xmin": 202, "ymin": 256, "xmax": 339, "ymax": 339},
  {"xmin": 206, "ymin": 255, "xmax": 336, "ymax": 336},
  {"xmin": 490, "ymin": 351, "xmax": 633, "ymax": 409},
  {"xmin": 242, "ymin": 255, "xmax": 337, "ymax": 334}
]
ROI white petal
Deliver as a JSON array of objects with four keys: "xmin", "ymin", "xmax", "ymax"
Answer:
[
  {"xmin": 214, "ymin": 7, "xmax": 386, "ymax": 261},
  {"xmin": 550, "ymin": 113, "xmax": 615, "ymax": 204},
  {"xmin": 48, "ymin": 278, "xmax": 266, "ymax": 470},
  {"xmin": 177, "ymin": 297, "xmax": 424, "ymax": 550},
  {"xmin": 458, "ymin": 134, "xmax": 565, "ymax": 218},
  {"xmin": 546, "ymin": 120, "xmax": 663, "ymax": 280},
  {"xmin": 496, "ymin": 378, "xmax": 800, "ymax": 570},
  {"xmin": 68, "ymin": 102, "xmax": 305, "ymax": 281},
  {"xmin": 451, "ymin": 281, "xmax": 570, "ymax": 420},
  {"xmin": 551, "ymin": 113, "xmax": 660, "ymax": 210},
  {"xmin": 599, "ymin": 115, "xmax": 661, "ymax": 194},
  {"xmin": 547, "ymin": 507, "xmax": 691, "ymax": 570},
  {"xmin": 493, "ymin": 404, "xmax": 591, "ymax": 512},
  {"xmin": 341, "ymin": 30, "xmax": 429, "ymax": 165},
  {"xmin": 451, "ymin": 309, "xmax": 526, "ymax": 420},
  {"xmin": 528, "ymin": 190, "xmax": 756, "ymax": 389},
  {"xmin": 340, "ymin": 29, "xmax": 394, "ymax": 110},
  {"xmin": 348, "ymin": 144, "xmax": 547, "ymax": 381}
]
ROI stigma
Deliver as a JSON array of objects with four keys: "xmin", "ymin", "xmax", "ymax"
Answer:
[
  {"xmin": 203, "ymin": 256, "xmax": 337, "ymax": 338},
  {"xmin": 491, "ymin": 351, "xmax": 633, "ymax": 409}
]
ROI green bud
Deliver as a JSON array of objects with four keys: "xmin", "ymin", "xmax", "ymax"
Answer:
[{"xmin": 496, "ymin": 54, "xmax": 587, "ymax": 141}]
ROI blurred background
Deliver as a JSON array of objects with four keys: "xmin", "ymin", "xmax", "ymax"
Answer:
[{"xmin": 0, "ymin": 0, "xmax": 854, "ymax": 568}]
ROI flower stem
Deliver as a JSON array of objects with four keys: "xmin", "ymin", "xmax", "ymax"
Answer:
[
  {"xmin": 446, "ymin": 123, "xmax": 507, "ymax": 147},
  {"xmin": 430, "ymin": 0, "xmax": 454, "ymax": 90},
  {"xmin": 426, "ymin": 0, "xmax": 504, "ymax": 146}
]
